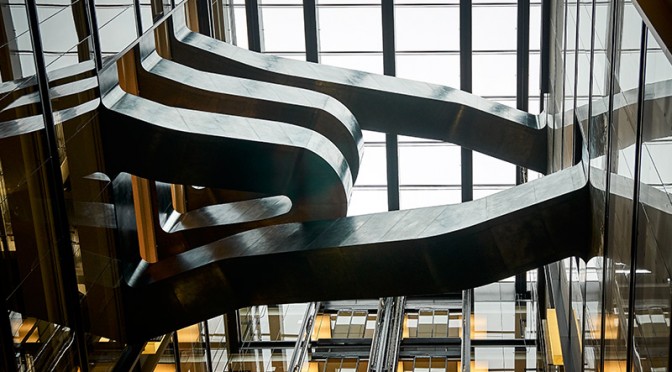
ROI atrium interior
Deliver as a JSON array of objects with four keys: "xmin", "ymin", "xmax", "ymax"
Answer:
[{"xmin": 0, "ymin": 0, "xmax": 671, "ymax": 370}]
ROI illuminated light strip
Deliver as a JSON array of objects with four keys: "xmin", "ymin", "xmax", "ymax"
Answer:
[{"xmin": 546, "ymin": 309, "xmax": 564, "ymax": 366}]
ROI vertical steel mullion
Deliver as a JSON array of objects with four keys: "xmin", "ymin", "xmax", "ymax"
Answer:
[
  {"xmin": 599, "ymin": 0, "xmax": 622, "ymax": 370},
  {"xmin": 540, "ymin": 0, "xmax": 551, "ymax": 97},
  {"xmin": 202, "ymin": 321, "xmax": 214, "ymax": 372},
  {"xmin": 382, "ymin": 0, "xmax": 399, "ymax": 212},
  {"xmin": 581, "ymin": 0, "xmax": 597, "ymax": 368},
  {"xmin": 460, "ymin": 1, "xmax": 472, "ymax": 371},
  {"xmin": 85, "ymin": 0, "xmax": 103, "ymax": 68},
  {"xmin": 225, "ymin": 311, "xmax": 241, "ymax": 353},
  {"xmin": 460, "ymin": 0, "xmax": 472, "ymax": 204},
  {"xmin": 517, "ymin": 0, "xmax": 530, "ymax": 113},
  {"xmin": 173, "ymin": 332, "xmax": 182, "ymax": 372},
  {"xmin": 25, "ymin": 1, "xmax": 89, "ymax": 370},
  {"xmin": 571, "ymin": 0, "xmax": 581, "ymax": 166},
  {"xmin": 461, "ymin": 289, "xmax": 471, "ymax": 372},
  {"xmin": 197, "ymin": 0, "xmax": 214, "ymax": 37},
  {"xmin": 303, "ymin": 0, "xmax": 319, "ymax": 63},
  {"xmin": 625, "ymin": 23, "xmax": 648, "ymax": 372},
  {"xmin": 245, "ymin": 0, "xmax": 262, "ymax": 52},
  {"xmin": 133, "ymin": 0, "xmax": 143, "ymax": 36},
  {"xmin": 559, "ymin": 0, "xmax": 569, "ymax": 170},
  {"xmin": 515, "ymin": 0, "xmax": 530, "ymax": 299}
]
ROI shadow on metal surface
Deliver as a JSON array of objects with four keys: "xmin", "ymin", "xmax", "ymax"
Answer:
[
  {"xmin": 133, "ymin": 34, "xmax": 363, "ymax": 181},
  {"xmin": 166, "ymin": 9, "xmax": 547, "ymax": 173}
]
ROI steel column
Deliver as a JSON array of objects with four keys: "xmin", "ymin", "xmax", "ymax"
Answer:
[
  {"xmin": 225, "ymin": 311, "xmax": 241, "ymax": 353},
  {"xmin": 133, "ymin": 0, "xmax": 143, "ymax": 36},
  {"xmin": 460, "ymin": 0, "xmax": 472, "ymax": 204},
  {"xmin": 540, "ymin": 0, "xmax": 550, "ymax": 94},
  {"xmin": 382, "ymin": 0, "xmax": 399, "ymax": 212},
  {"xmin": 599, "ymin": 0, "xmax": 621, "ymax": 369},
  {"xmin": 173, "ymin": 331, "xmax": 182, "ymax": 371},
  {"xmin": 461, "ymin": 289, "xmax": 471, "ymax": 372},
  {"xmin": 381, "ymin": 7, "xmax": 402, "ymax": 366},
  {"xmin": 625, "ymin": 23, "xmax": 648, "ymax": 372},
  {"xmin": 25, "ymin": 0, "xmax": 89, "ymax": 369},
  {"xmin": 197, "ymin": 0, "xmax": 214, "ymax": 37},
  {"xmin": 460, "ymin": 3, "xmax": 473, "ymax": 369},
  {"xmin": 202, "ymin": 321, "xmax": 214, "ymax": 372},
  {"xmin": 288, "ymin": 302, "xmax": 319, "ymax": 372},
  {"xmin": 368, "ymin": 296, "xmax": 405, "ymax": 372},
  {"xmin": 303, "ymin": 0, "xmax": 319, "ymax": 62},
  {"xmin": 85, "ymin": 0, "xmax": 103, "ymax": 68},
  {"xmin": 244, "ymin": 0, "xmax": 262, "ymax": 52},
  {"xmin": 515, "ymin": 0, "xmax": 530, "ymax": 299}
]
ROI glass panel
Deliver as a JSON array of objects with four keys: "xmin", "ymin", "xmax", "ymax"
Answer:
[
  {"xmin": 632, "ymin": 28, "xmax": 672, "ymax": 372},
  {"xmin": 318, "ymin": 7, "xmax": 382, "ymax": 52},
  {"xmin": 96, "ymin": 5, "xmax": 138, "ymax": 54},
  {"xmin": 472, "ymin": 5, "xmax": 517, "ymax": 51},
  {"xmin": 400, "ymin": 189, "xmax": 461, "ymax": 209},
  {"xmin": 473, "ymin": 152, "xmax": 515, "ymax": 186},
  {"xmin": 472, "ymin": 54, "xmax": 517, "ymax": 97},
  {"xmin": 399, "ymin": 144, "xmax": 461, "ymax": 186},
  {"xmin": 260, "ymin": 7, "xmax": 305, "ymax": 52},
  {"xmin": 234, "ymin": 6, "xmax": 249, "ymax": 48},
  {"xmin": 348, "ymin": 188, "xmax": 387, "ymax": 216},
  {"xmin": 603, "ymin": 3, "xmax": 642, "ymax": 370},
  {"xmin": 395, "ymin": 6, "xmax": 459, "ymax": 52},
  {"xmin": 320, "ymin": 54, "xmax": 384, "ymax": 74},
  {"xmin": 396, "ymin": 54, "xmax": 460, "ymax": 87}
]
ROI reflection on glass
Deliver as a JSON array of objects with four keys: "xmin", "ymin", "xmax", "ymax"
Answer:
[
  {"xmin": 240, "ymin": 304, "xmax": 311, "ymax": 342},
  {"xmin": 631, "ymin": 28, "xmax": 672, "ymax": 372}
]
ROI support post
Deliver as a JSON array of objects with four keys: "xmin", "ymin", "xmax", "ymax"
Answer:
[
  {"xmin": 461, "ymin": 289, "xmax": 471, "ymax": 372},
  {"xmin": 368, "ymin": 297, "xmax": 405, "ymax": 372},
  {"xmin": 25, "ymin": 1, "xmax": 89, "ymax": 369},
  {"xmin": 244, "ymin": 0, "xmax": 262, "ymax": 52},
  {"xmin": 303, "ymin": 0, "xmax": 319, "ymax": 62}
]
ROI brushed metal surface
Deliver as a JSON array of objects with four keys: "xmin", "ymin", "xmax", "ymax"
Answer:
[
  {"xmin": 134, "ymin": 37, "xmax": 363, "ymax": 181},
  {"xmin": 166, "ymin": 13, "xmax": 547, "ymax": 173},
  {"xmin": 118, "ymin": 164, "xmax": 592, "ymax": 342}
]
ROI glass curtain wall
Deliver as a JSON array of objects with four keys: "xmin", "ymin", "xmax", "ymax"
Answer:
[{"xmin": 550, "ymin": 0, "xmax": 672, "ymax": 370}]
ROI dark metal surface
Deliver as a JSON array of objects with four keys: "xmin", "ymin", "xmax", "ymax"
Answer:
[
  {"xmin": 244, "ymin": 0, "xmax": 262, "ymax": 52},
  {"xmin": 99, "ymin": 76, "xmax": 353, "ymax": 222},
  {"xmin": 7, "ymin": 9, "xmax": 672, "ymax": 352},
  {"xmin": 460, "ymin": 0, "xmax": 473, "ymax": 204},
  {"xmin": 25, "ymin": 0, "xmax": 89, "ymax": 367},
  {"xmin": 302, "ymin": 0, "xmax": 319, "ymax": 63},
  {"xmin": 167, "ymin": 13, "xmax": 548, "ymax": 173},
  {"xmin": 118, "ymin": 164, "xmax": 592, "ymax": 342},
  {"xmin": 134, "ymin": 40, "xmax": 363, "ymax": 181},
  {"xmin": 381, "ymin": 0, "xmax": 399, "ymax": 212}
]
